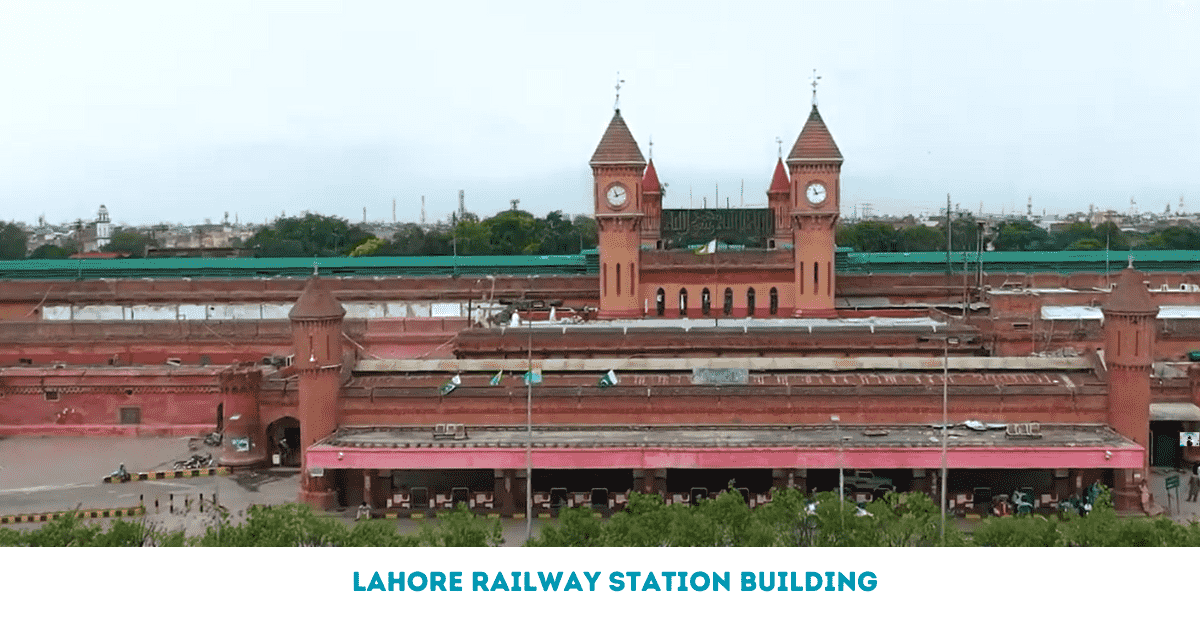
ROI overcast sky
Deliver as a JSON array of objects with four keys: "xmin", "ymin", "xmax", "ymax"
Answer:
[{"xmin": 2, "ymin": 0, "xmax": 1197, "ymax": 227}]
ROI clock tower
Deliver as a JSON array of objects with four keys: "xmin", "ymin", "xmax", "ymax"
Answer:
[
  {"xmin": 786, "ymin": 103, "xmax": 842, "ymax": 317},
  {"xmin": 591, "ymin": 108, "xmax": 646, "ymax": 318}
]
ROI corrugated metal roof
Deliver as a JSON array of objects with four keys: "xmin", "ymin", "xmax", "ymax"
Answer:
[
  {"xmin": 1041, "ymin": 305, "xmax": 1200, "ymax": 320},
  {"xmin": 354, "ymin": 355, "xmax": 1095, "ymax": 373}
]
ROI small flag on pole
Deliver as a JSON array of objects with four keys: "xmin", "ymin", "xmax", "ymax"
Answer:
[
  {"xmin": 489, "ymin": 370, "xmax": 504, "ymax": 386},
  {"xmin": 598, "ymin": 369, "xmax": 619, "ymax": 388},
  {"xmin": 694, "ymin": 239, "xmax": 717, "ymax": 255},
  {"xmin": 523, "ymin": 369, "xmax": 542, "ymax": 386},
  {"xmin": 439, "ymin": 374, "xmax": 461, "ymax": 396}
]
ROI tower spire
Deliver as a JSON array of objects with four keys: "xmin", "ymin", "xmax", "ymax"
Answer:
[
  {"xmin": 810, "ymin": 69, "xmax": 821, "ymax": 107},
  {"xmin": 614, "ymin": 72, "xmax": 625, "ymax": 111}
]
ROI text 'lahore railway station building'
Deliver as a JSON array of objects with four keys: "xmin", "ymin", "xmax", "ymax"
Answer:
[{"xmin": 2, "ymin": 103, "xmax": 1200, "ymax": 514}]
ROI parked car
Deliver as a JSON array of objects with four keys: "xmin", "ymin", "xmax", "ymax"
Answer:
[{"xmin": 844, "ymin": 470, "xmax": 895, "ymax": 495}]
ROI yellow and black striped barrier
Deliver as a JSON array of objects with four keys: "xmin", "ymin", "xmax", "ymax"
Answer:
[
  {"xmin": 103, "ymin": 467, "xmax": 231, "ymax": 483},
  {"xmin": 1, "ymin": 506, "xmax": 146, "ymax": 525}
]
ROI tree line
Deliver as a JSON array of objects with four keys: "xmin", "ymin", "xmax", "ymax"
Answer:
[
  {"xmin": 4, "ymin": 485, "xmax": 1199, "ymax": 547},
  {"xmin": 0, "ymin": 210, "xmax": 599, "ymax": 260},
  {"xmin": 836, "ymin": 217, "xmax": 1200, "ymax": 253}
]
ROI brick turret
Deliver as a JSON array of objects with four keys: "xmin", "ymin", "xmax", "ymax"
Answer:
[
  {"xmin": 640, "ymin": 159, "xmax": 662, "ymax": 248},
  {"xmin": 1102, "ymin": 263, "xmax": 1158, "ymax": 511},
  {"xmin": 767, "ymin": 158, "xmax": 790, "ymax": 245},
  {"xmin": 289, "ymin": 274, "xmax": 346, "ymax": 509}
]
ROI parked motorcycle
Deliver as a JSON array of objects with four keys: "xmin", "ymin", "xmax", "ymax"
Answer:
[{"xmin": 174, "ymin": 453, "xmax": 213, "ymax": 470}]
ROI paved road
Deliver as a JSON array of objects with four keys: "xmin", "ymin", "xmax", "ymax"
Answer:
[{"xmin": 0, "ymin": 435, "xmax": 546, "ymax": 544}]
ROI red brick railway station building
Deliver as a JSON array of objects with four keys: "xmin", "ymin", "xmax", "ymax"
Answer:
[{"xmin": 2, "ymin": 103, "xmax": 1199, "ymax": 514}]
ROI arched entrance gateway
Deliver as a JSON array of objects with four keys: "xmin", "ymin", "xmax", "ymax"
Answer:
[{"xmin": 267, "ymin": 416, "xmax": 301, "ymax": 467}]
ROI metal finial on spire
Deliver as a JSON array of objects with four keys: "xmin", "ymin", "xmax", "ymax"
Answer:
[
  {"xmin": 1127, "ymin": 255, "xmax": 1134, "ymax": 269},
  {"xmin": 810, "ymin": 69, "xmax": 821, "ymax": 106},
  {"xmin": 614, "ymin": 72, "xmax": 625, "ymax": 111},
  {"xmin": 776, "ymin": 136, "xmax": 782, "ymax": 158},
  {"xmin": 313, "ymin": 261, "xmax": 319, "ymax": 276}
]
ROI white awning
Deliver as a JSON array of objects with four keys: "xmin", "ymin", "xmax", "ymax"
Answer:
[
  {"xmin": 1149, "ymin": 403, "xmax": 1200, "ymax": 422},
  {"xmin": 1041, "ymin": 305, "xmax": 1200, "ymax": 321}
]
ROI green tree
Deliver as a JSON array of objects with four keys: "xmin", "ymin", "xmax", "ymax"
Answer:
[
  {"xmin": 837, "ymin": 221, "xmax": 899, "ymax": 252},
  {"xmin": 1052, "ymin": 222, "xmax": 1095, "ymax": 251},
  {"xmin": 0, "ymin": 221, "xmax": 28, "ymax": 259},
  {"xmin": 1066, "ymin": 238, "xmax": 1105, "ymax": 251},
  {"xmin": 415, "ymin": 503, "xmax": 504, "ymax": 547},
  {"xmin": 537, "ymin": 211, "xmax": 580, "ymax": 254},
  {"xmin": 102, "ymin": 228, "xmax": 157, "ymax": 258},
  {"xmin": 245, "ymin": 213, "xmax": 375, "ymax": 257},
  {"xmin": 348, "ymin": 237, "xmax": 386, "ymax": 257},
  {"xmin": 572, "ymin": 215, "xmax": 598, "ymax": 250},
  {"xmin": 451, "ymin": 213, "xmax": 491, "ymax": 255},
  {"xmin": 1093, "ymin": 221, "xmax": 1129, "ymax": 250},
  {"xmin": 1147, "ymin": 226, "xmax": 1200, "ymax": 250},
  {"xmin": 28, "ymin": 243, "xmax": 76, "ymax": 259},
  {"xmin": 992, "ymin": 220, "xmax": 1053, "ymax": 251},
  {"xmin": 897, "ymin": 225, "xmax": 944, "ymax": 252},
  {"xmin": 483, "ymin": 210, "xmax": 541, "ymax": 255}
]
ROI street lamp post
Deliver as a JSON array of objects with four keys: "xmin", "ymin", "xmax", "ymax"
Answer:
[
  {"xmin": 831, "ymin": 414, "xmax": 843, "ymax": 528},
  {"xmin": 940, "ymin": 334, "xmax": 949, "ymax": 543},
  {"xmin": 525, "ymin": 304, "xmax": 533, "ymax": 542}
]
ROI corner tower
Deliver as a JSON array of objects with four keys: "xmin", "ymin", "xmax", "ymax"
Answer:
[
  {"xmin": 1101, "ymin": 263, "xmax": 1158, "ymax": 511},
  {"xmin": 289, "ymin": 273, "xmax": 346, "ymax": 510},
  {"xmin": 767, "ymin": 157, "xmax": 791, "ymax": 246},
  {"xmin": 640, "ymin": 159, "xmax": 662, "ymax": 249},
  {"xmin": 590, "ymin": 109, "xmax": 646, "ymax": 318},
  {"xmin": 786, "ymin": 105, "xmax": 842, "ymax": 317}
]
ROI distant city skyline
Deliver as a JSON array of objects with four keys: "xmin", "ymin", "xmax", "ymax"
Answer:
[{"xmin": 2, "ymin": 1, "xmax": 1197, "ymax": 227}]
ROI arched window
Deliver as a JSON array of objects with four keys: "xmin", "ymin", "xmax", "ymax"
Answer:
[
  {"xmin": 701, "ymin": 288, "xmax": 711, "ymax": 315},
  {"xmin": 747, "ymin": 288, "xmax": 756, "ymax": 318},
  {"xmin": 616, "ymin": 263, "xmax": 621, "ymax": 295},
  {"xmin": 798, "ymin": 262, "xmax": 805, "ymax": 294},
  {"xmin": 602, "ymin": 264, "xmax": 607, "ymax": 297},
  {"xmin": 769, "ymin": 287, "xmax": 779, "ymax": 315},
  {"xmin": 723, "ymin": 287, "xmax": 733, "ymax": 316},
  {"xmin": 679, "ymin": 289, "xmax": 688, "ymax": 317},
  {"xmin": 814, "ymin": 262, "xmax": 820, "ymax": 294},
  {"xmin": 656, "ymin": 288, "xmax": 665, "ymax": 316}
]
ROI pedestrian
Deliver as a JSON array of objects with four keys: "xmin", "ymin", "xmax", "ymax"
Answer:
[
  {"xmin": 1188, "ymin": 472, "xmax": 1200, "ymax": 503},
  {"xmin": 355, "ymin": 501, "xmax": 371, "ymax": 521}
]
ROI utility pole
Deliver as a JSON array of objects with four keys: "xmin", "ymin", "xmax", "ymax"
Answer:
[
  {"xmin": 940, "ymin": 334, "xmax": 949, "ymax": 544},
  {"xmin": 945, "ymin": 194, "xmax": 952, "ymax": 276},
  {"xmin": 420, "ymin": 196, "xmax": 425, "ymax": 225},
  {"xmin": 392, "ymin": 198, "xmax": 396, "ymax": 223}
]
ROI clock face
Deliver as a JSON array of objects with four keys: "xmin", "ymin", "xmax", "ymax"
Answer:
[
  {"xmin": 606, "ymin": 184, "xmax": 628, "ymax": 208},
  {"xmin": 806, "ymin": 182, "xmax": 827, "ymax": 205}
]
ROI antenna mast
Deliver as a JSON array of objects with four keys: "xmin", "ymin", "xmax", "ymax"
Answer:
[{"xmin": 421, "ymin": 196, "xmax": 426, "ymax": 225}]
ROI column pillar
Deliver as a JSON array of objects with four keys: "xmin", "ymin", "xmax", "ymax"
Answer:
[{"xmin": 495, "ymin": 470, "xmax": 516, "ymax": 516}]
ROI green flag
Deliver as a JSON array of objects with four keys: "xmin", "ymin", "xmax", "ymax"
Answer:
[
  {"xmin": 489, "ymin": 370, "xmax": 504, "ymax": 386},
  {"xmin": 439, "ymin": 374, "xmax": 461, "ymax": 396},
  {"xmin": 599, "ymin": 369, "xmax": 619, "ymax": 388},
  {"xmin": 523, "ymin": 369, "xmax": 542, "ymax": 385}
]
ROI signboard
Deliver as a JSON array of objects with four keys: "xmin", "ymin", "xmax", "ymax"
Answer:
[
  {"xmin": 1165, "ymin": 475, "xmax": 1180, "ymax": 490},
  {"xmin": 309, "ymin": 467, "xmax": 325, "ymax": 478},
  {"xmin": 1180, "ymin": 432, "xmax": 1200, "ymax": 446},
  {"xmin": 692, "ymin": 368, "xmax": 749, "ymax": 386},
  {"xmin": 660, "ymin": 207, "xmax": 774, "ymax": 249},
  {"xmin": 230, "ymin": 437, "xmax": 250, "ymax": 452}
]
